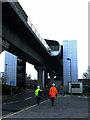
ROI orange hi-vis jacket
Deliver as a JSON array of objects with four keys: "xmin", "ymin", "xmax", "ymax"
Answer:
[{"xmin": 49, "ymin": 86, "xmax": 58, "ymax": 97}]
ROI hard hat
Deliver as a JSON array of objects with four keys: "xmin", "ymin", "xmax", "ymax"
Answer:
[
  {"xmin": 37, "ymin": 86, "xmax": 40, "ymax": 88},
  {"xmin": 52, "ymin": 83, "xmax": 55, "ymax": 86}
]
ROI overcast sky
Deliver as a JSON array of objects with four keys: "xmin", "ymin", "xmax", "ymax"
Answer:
[{"xmin": 18, "ymin": 0, "xmax": 89, "ymax": 79}]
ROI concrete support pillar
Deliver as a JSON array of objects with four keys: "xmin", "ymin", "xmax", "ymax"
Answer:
[
  {"xmin": 0, "ymin": 39, "xmax": 2, "ymax": 54},
  {"xmin": 50, "ymin": 73, "xmax": 55, "ymax": 87},
  {"xmin": 44, "ymin": 71, "xmax": 48, "ymax": 87},
  {"xmin": 35, "ymin": 66, "xmax": 46, "ymax": 89},
  {"xmin": 0, "ymin": 2, "xmax": 2, "ymax": 55}
]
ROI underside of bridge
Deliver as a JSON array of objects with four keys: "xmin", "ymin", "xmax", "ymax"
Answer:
[{"xmin": 1, "ymin": 1, "xmax": 63, "ymax": 88}]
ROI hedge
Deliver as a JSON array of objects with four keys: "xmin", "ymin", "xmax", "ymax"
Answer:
[{"xmin": 2, "ymin": 84, "xmax": 21, "ymax": 95}]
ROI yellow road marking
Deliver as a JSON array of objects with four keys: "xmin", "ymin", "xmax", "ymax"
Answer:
[{"xmin": 1, "ymin": 112, "xmax": 14, "ymax": 119}]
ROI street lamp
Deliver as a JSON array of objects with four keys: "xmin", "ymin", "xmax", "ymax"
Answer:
[
  {"xmin": 67, "ymin": 58, "xmax": 72, "ymax": 96},
  {"xmin": 5, "ymin": 64, "xmax": 7, "ymax": 84}
]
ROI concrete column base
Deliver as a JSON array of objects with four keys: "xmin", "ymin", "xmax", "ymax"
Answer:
[{"xmin": 35, "ymin": 66, "xmax": 46, "ymax": 89}]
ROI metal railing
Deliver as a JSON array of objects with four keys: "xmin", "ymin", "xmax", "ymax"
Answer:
[{"xmin": 27, "ymin": 18, "xmax": 51, "ymax": 52}]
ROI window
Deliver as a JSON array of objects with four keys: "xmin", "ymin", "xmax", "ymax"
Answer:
[{"xmin": 71, "ymin": 84, "xmax": 80, "ymax": 88}]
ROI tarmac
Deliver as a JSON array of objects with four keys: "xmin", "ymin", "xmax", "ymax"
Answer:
[{"xmin": 2, "ymin": 94, "xmax": 89, "ymax": 119}]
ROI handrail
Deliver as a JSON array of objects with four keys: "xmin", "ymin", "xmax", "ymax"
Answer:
[{"xmin": 27, "ymin": 18, "xmax": 51, "ymax": 52}]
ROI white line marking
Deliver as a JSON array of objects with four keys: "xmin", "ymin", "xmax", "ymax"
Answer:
[
  {"xmin": 3, "ymin": 101, "xmax": 19, "ymax": 105},
  {"xmin": 25, "ymin": 97, "xmax": 32, "ymax": 100}
]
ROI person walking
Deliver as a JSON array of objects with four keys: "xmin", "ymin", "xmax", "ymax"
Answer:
[
  {"xmin": 35, "ymin": 86, "xmax": 43, "ymax": 105},
  {"xmin": 60, "ymin": 85, "xmax": 64, "ymax": 96},
  {"xmin": 49, "ymin": 83, "xmax": 58, "ymax": 106}
]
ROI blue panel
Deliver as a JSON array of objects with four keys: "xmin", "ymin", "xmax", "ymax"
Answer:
[{"xmin": 10, "ymin": 81, "xmax": 15, "ymax": 86}]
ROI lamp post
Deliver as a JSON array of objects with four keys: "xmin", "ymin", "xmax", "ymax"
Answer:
[
  {"xmin": 67, "ymin": 58, "xmax": 72, "ymax": 96},
  {"xmin": 5, "ymin": 64, "xmax": 7, "ymax": 84}
]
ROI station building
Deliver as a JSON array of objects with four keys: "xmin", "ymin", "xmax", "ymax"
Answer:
[{"xmin": 0, "ymin": 40, "xmax": 78, "ymax": 90}]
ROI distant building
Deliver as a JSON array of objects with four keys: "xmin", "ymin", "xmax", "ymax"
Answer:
[
  {"xmin": 78, "ymin": 79, "xmax": 90, "ymax": 94},
  {"xmin": 0, "ymin": 51, "xmax": 17, "ymax": 86},
  {"xmin": 63, "ymin": 40, "xmax": 78, "ymax": 90},
  {"xmin": 0, "ymin": 51, "xmax": 26, "ymax": 87},
  {"xmin": 0, "ymin": 72, "xmax": 4, "ymax": 83}
]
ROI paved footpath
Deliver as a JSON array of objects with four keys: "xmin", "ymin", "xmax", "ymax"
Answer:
[{"xmin": 2, "ymin": 95, "xmax": 89, "ymax": 119}]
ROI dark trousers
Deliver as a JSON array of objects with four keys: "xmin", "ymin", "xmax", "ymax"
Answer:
[
  {"xmin": 37, "ymin": 97, "xmax": 41, "ymax": 105},
  {"xmin": 50, "ymin": 97, "xmax": 55, "ymax": 106}
]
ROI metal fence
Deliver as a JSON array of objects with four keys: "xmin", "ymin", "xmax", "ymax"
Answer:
[{"xmin": 27, "ymin": 18, "xmax": 51, "ymax": 52}]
